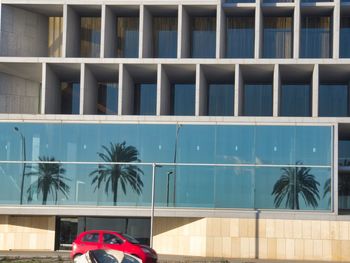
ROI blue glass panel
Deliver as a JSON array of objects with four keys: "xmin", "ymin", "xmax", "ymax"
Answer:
[
  {"xmin": 300, "ymin": 16, "xmax": 332, "ymax": 58},
  {"xmin": 280, "ymin": 84, "xmax": 311, "ymax": 117},
  {"xmin": 319, "ymin": 84, "xmax": 349, "ymax": 117},
  {"xmin": 171, "ymin": 84, "xmax": 195, "ymax": 116},
  {"xmin": 243, "ymin": 84, "xmax": 273, "ymax": 116},
  {"xmin": 117, "ymin": 17, "xmax": 139, "ymax": 58},
  {"xmin": 208, "ymin": 84, "xmax": 234, "ymax": 116},
  {"xmin": 191, "ymin": 17, "xmax": 216, "ymax": 58},
  {"xmin": 226, "ymin": 17, "xmax": 254, "ymax": 58},
  {"xmin": 0, "ymin": 163, "xmax": 22, "ymax": 204},
  {"xmin": 61, "ymin": 82, "xmax": 80, "ymax": 114},
  {"xmin": 215, "ymin": 125, "xmax": 255, "ymax": 164},
  {"xmin": 98, "ymin": 83, "xmax": 118, "ymax": 115},
  {"xmin": 255, "ymin": 126, "xmax": 296, "ymax": 165},
  {"xmin": 134, "ymin": 84, "xmax": 157, "ymax": 115},
  {"xmin": 295, "ymin": 126, "xmax": 332, "ymax": 166},
  {"xmin": 225, "ymin": 0, "xmax": 255, "ymax": 3},
  {"xmin": 153, "ymin": 17, "xmax": 177, "ymax": 58},
  {"xmin": 339, "ymin": 140, "xmax": 350, "ymax": 166},
  {"xmin": 340, "ymin": 17, "xmax": 350, "ymax": 58}
]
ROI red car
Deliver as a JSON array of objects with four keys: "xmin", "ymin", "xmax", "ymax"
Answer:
[{"xmin": 70, "ymin": 230, "xmax": 157, "ymax": 263}]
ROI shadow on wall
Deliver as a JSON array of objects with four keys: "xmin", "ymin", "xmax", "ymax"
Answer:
[
  {"xmin": 153, "ymin": 217, "xmax": 204, "ymax": 236},
  {"xmin": 4, "ymin": 215, "xmax": 55, "ymax": 232}
]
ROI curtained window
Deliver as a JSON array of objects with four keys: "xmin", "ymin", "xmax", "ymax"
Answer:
[
  {"xmin": 153, "ymin": 17, "xmax": 177, "ymax": 58},
  {"xmin": 80, "ymin": 17, "xmax": 101, "ymax": 58},
  {"xmin": 134, "ymin": 84, "xmax": 157, "ymax": 115},
  {"xmin": 171, "ymin": 84, "xmax": 195, "ymax": 116},
  {"xmin": 208, "ymin": 84, "xmax": 234, "ymax": 116},
  {"xmin": 48, "ymin": 17, "xmax": 63, "ymax": 57},
  {"xmin": 116, "ymin": 17, "xmax": 139, "ymax": 58},
  {"xmin": 191, "ymin": 17, "xmax": 216, "ymax": 58},
  {"xmin": 97, "ymin": 83, "xmax": 118, "ymax": 115},
  {"xmin": 61, "ymin": 82, "xmax": 80, "ymax": 114},
  {"xmin": 319, "ymin": 84, "xmax": 350, "ymax": 117},
  {"xmin": 226, "ymin": 16, "xmax": 254, "ymax": 58},
  {"xmin": 300, "ymin": 16, "xmax": 332, "ymax": 58},
  {"xmin": 280, "ymin": 84, "xmax": 311, "ymax": 116},
  {"xmin": 243, "ymin": 84, "xmax": 273, "ymax": 116},
  {"xmin": 340, "ymin": 17, "xmax": 350, "ymax": 58},
  {"xmin": 263, "ymin": 16, "xmax": 293, "ymax": 58}
]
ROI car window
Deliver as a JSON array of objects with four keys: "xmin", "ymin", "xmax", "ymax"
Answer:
[
  {"xmin": 103, "ymin": 233, "xmax": 123, "ymax": 244},
  {"xmin": 82, "ymin": 233, "xmax": 99, "ymax": 243},
  {"xmin": 122, "ymin": 255, "xmax": 140, "ymax": 263},
  {"xmin": 120, "ymin": 233, "xmax": 139, "ymax": 244}
]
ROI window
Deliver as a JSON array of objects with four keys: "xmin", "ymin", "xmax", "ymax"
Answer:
[
  {"xmin": 153, "ymin": 17, "xmax": 177, "ymax": 58},
  {"xmin": 280, "ymin": 84, "xmax": 311, "ymax": 116},
  {"xmin": 319, "ymin": 84, "xmax": 349, "ymax": 117},
  {"xmin": 226, "ymin": 16, "xmax": 254, "ymax": 58},
  {"xmin": 340, "ymin": 17, "xmax": 350, "ymax": 58},
  {"xmin": 82, "ymin": 233, "xmax": 99, "ymax": 242},
  {"xmin": 263, "ymin": 16, "xmax": 293, "ymax": 58},
  {"xmin": 208, "ymin": 84, "xmax": 234, "ymax": 116},
  {"xmin": 134, "ymin": 84, "xmax": 157, "ymax": 115},
  {"xmin": 116, "ymin": 17, "xmax": 139, "ymax": 58},
  {"xmin": 300, "ymin": 15, "xmax": 332, "ymax": 58},
  {"xmin": 61, "ymin": 82, "xmax": 80, "ymax": 114},
  {"xmin": 191, "ymin": 17, "xmax": 216, "ymax": 58},
  {"xmin": 243, "ymin": 84, "xmax": 273, "ymax": 116},
  {"xmin": 171, "ymin": 84, "xmax": 195, "ymax": 116},
  {"xmin": 103, "ymin": 233, "xmax": 123, "ymax": 244},
  {"xmin": 80, "ymin": 17, "xmax": 101, "ymax": 58},
  {"xmin": 97, "ymin": 83, "xmax": 118, "ymax": 115}
]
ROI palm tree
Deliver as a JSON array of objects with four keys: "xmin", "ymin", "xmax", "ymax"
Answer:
[
  {"xmin": 90, "ymin": 142, "xmax": 144, "ymax": 206},
  {"xmin": 271, "ymin": 161, "xmax": 320, "ymax": 209},
  {"xmin": 26, "ymin": 156, "xmax": 70, "ymax": 205}
]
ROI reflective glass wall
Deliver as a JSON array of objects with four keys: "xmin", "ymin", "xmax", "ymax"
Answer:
[
  {"xmin": 243, "ymin": 84, "xmax": 273, "ymax": 116},
  {"xmin": 340, "ymin": 16, "xmax": 350, "ymax": 58},
  {"xmin": 97, "ymin": 83, "xmax": 118, "ymax": 115},
  {"xmin": 0, "ymin": 123, "xmax": 332, "ymax": 211},
  {"xmin": 319, "ymin": 84, "xmax": 350, "ymax": 117},
  {"xmin": 153, "ymin": 17, "xmax": 177, "ymax": 58},
  {"xmin": 208, "ymin": 84, "xmax": 234, "ymax": 116},
  {"xmin": 80, "ymin": 17, "xmax": 101, "ymax": 58},
  {"xmin": 280, "ymin": 84, "xmax": 311, "ymax": 117},
  {"xmin": 116, "ymin": 17, "xmax": 139, "ymax": 58},
  {"xmin": 191, "ymin": 17, "xmax": 216, "ymax": 58},
  {"xmin": 134, "ymin": 84, "xmax": 157, "ymax": 115}
]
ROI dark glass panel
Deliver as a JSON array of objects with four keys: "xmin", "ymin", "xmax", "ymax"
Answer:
[
  {"xmin": 116, "ymin": 17, "xmax": 139, "ymax": 58},
  {"xmin": 171, "ymin": 84, "xmax": 195, "ymax": 116},
  {"xmin": 61, "ymin": 82, "xmax": 80, "ymax": 114},
  {"xmin": 226, "ymin": 16, "xmax": 254, "ymax": 58},
  {"xmin": 300, "ymin": 16, "xmax": 332, "ymax": 58},
  {"xmin": 243, "ymin": 84, "xmax": 273, "ymax": 116},
  {"xmin": 263, "ymin": 16, "xmax": 293, "ymax": 58},
  {"xmin": 340, "ymin": 17, "xmax": 350, "ymax": 58},
  {"xmin": 280, "ymin": 84, "xmax": 311, "ymax": 116},
  {"xmin": 153, "ymin": 17, "xmax": 177, "ymax": 58},
  {"xmin": 80, "ymin": 17, "xmax": 101, "ymax": 58},
  {"xmin": 208, "ymin": 84, "xmax": 234, "ymax": 116},
  {"xmin": 263, "ymin": 0, "xmax": 293, "ymax": 3},
  {"xmin": 97, "ymin": 83, "xmax": 118, "ymax": 115},
  {"xmin": 225, "ymin": 0, "xmax": 255, "ymax": 3},
  {"xmin": 134, "ymin": 84, "xmax": 157, "ymax": 115},
  {"xmin": 319, "ymin": 84, "xmax": 349, "ymax": 117},
  {"xmin": 191, "ymin": 17, "xmax": 216, "ymax": 58}
]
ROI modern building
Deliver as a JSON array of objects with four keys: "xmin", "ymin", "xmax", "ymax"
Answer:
[{"xmin": 0, "ymin": 0, "xmax": 350, "ymax": 261}]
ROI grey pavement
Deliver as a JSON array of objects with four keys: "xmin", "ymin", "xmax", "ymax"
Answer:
[{"xmin": 0, "ymin": 251, "xmax": 347, "ymax": 263}]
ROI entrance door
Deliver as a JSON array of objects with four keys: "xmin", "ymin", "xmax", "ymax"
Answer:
[{"xmin": 56, "ymin": 217, "xmax": 78, "ymax": 250}]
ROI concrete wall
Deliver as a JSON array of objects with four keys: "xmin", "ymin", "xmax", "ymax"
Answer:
[
  {"xmin": 153, "ymin": 217, "xmax": 350, "ymax": 262},
  {"xmin": 0, "ymin": 72, "xmax": 40, "ymax": 114},
  {"xmin": 0, "ymin": 215, "xmax": 55, "ymax": 251},
  {"xmin": 0, "ymin": 5, "xmax": 48, "ymax": 57},
  {"xmin": 66, "ymin": 6, "xmax": 80, "ymax": 57},
  {"xmin": 83, "ymin": 65, "xmax": 98, "ymax": 114},
  {"xmin": 44, "ymin": 66, "xmax": 61, "ymax": 114}
]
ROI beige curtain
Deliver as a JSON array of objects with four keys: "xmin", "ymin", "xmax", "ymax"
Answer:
[{"xmin": 48, "ymin": 17, "xmax": 63, "ymax": 57}]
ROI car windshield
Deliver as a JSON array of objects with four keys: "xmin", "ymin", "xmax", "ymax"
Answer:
[
  {"xmin": 90, "ymin": 250, "xmax": 119, "ymax": 263},
  {"xmin": 122, "ymin": 255, "xmax": 140, "ymax": 263},
  {"xmin": 120, "ymin": 233, "xmax": 139, "ymax": 244}
]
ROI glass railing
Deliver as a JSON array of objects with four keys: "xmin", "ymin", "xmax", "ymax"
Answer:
[{"xmin": 0, "ymin": 161, "xmax": 331, "ymax": 211}]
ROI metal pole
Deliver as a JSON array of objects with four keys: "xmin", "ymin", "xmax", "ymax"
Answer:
[
  {"xmin": 14, "ymin": 127, "xmax": 26, "ymax": 205},
  {"xmin": 173, "ymin": 124, "xmax": 181, "ymax": 206},
  {"xmin": 150, "ymin": 163, "xmax": 156, "ymax": 248}
]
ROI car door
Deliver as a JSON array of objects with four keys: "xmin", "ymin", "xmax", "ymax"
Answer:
[
  {"xmin": 79, "ymin": 232, "xmax": 102, "ymax": 253},
  {"xmin": 102, "ymin": 233, "xmax": 125, "ymax": 252}
]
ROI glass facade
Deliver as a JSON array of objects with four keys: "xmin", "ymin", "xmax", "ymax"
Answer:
[
  {"xmin": 319, "ymin": 84, "xmax": 349, "ymax": 117},
  {"xmin": 191, "ymin": 17, "xmax": 216, "ymax": 58},
  {"xmin": 340, "ymin": 17, "xmax": 350, "ymax": 58},
  {"xmin": 339, "ymin": 140, "xmax": 350, "ymax": 210},
  {"xmin": 280, "ymin": 84, "xmax": 311, "ymax": 117},
  {"xmin": 171, "ymin": 84, "xmax": 195, "ymax": 116},
  {"xmin": 80, "ymin": 17, "xmax": 101, "ymax": 58},
  {"xmin": 226, "ymin": 16, "xmax": 254, "ymax": 58},
  {"xmin": 243, "ymin": 84, "xmax": 273, "ymax": 116},
  {"xmin": 300, "ymin": 16, "xmax": 332, "ymax": 58},
  {"xmin": 153, "ymin": 17, "xmax": 177, "ymax": 58},
  {"xmin": 116, "ymin": 17, "xmax": 139, "ymax": 58},
  {"xmin": 0, "ymin": 123, "xmax": 332, "ymax": 210},
  {"xmin": 263, "ymin": 16, "xmax": 293, "ymax": 58},
  {"xmin": 61, "ymin": 82, "xmax": 80, "ymax": 114},
  {"xmin": 208, "ymin": 84, "xmax": 234, "ymax": 116},
  {"xmin": 134, "ymin": 84, "xmax": 157, "ymax": 115},
  {"xmin": 97, "ymin": 83, "xmax": 118, "ymax": 115}
]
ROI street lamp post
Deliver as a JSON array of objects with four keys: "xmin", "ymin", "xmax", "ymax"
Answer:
[
  {"xmin": 14, "ymin": 127, "xmax": 26, "ymax": 205},
  {"xmin": 172, "ymin": 124, "xmax": 182, "ymax": 207}
]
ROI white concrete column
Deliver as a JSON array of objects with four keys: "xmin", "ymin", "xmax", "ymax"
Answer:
[
  {"xmin": 177, "ymin": 5, "xmax": 182, "ymax": 59},
  {"xmin": 100, "ymin": 4, "xmax": 106, "ymax": 58},
  {"xmin": 180, "ymin": 5, "xmax": 190, "ymax": 58},
  {"xmin": 156, "ymin": 64, "xmax": 161, "ymax": 116},
  {"xmin": 160, "ymin": 65, "xmax": 171, "ymax": 115},
  {"xmin": 79, "ymin": 63, "xmax": 85, "ymax": 115},
  {"xmin": 273, "ymin": 64, "xmax": 280, "ymax": 117},
  {"xmin": 294, "ymin": 0, "xmax": 300, "ymax": 58},
  {"xmin": 216, "ymin": 4, "xmax": 223, "ymax": 58},
  {"xmin": 139, "ymin": 5, "xmax": 145, "ymax": 58},
  {"xmin": 333, "ymin": 123, "xmax": 339, "ymax": 214},
  {"xmin": 255, "ymin": 0, "xmax": 262, "ymax": 58},
  {"xmin": 196, "ymin": 64, "xmax": 208, "ymax": 116},
  {"xmin": 312, "ymin": 64, "xmax": 319, "ymax": 117},
  {"xmin": 118, "ymin": 64, "xmax": 123, "ymax": 115},
  {"xmin": 333, "ymin": 0, "xmax": 340, "ymax": 58},
  {"xmin": 235, "ymin": 64, "xmax": 243, "ymax": 116},
  {"xmin": 62, "ymin": 4, "xmax": 68, "ymax": 57},
  {"xmin": 41, "ymin": 63, "xmax": 47, "ymax": 114}
]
